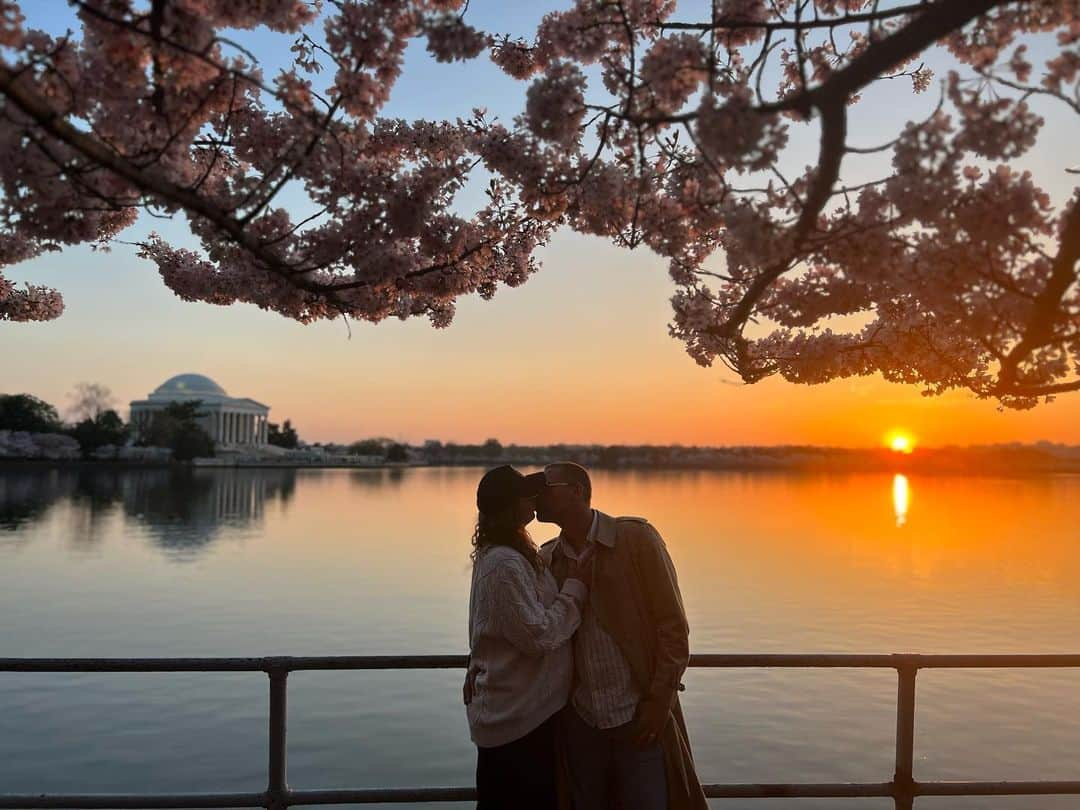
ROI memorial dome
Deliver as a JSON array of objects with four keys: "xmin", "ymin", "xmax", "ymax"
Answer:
[{"xmin": 152, "ymin": 374, "xmax": 227, "ymax": 398}]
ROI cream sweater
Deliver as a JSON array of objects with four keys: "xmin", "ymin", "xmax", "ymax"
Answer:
[{"xmin": 466, "ymin": 545, "xmax": 586, "ymax": 748}]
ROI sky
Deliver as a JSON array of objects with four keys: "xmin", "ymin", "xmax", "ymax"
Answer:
[{"xmin": 3, "ymin": 1, "xmax": 1079, "ymax": 448}]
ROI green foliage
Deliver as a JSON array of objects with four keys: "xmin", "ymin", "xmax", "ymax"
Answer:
[
  {"xmin": 0, "ymin": 394, "xmax": 63, "ymax": 433},
  {"xmin": 143, "ymin": 401, "xmax": 215, "ymax": 461},
  {"xmin": 68, "ymin": 409, "xmax": 129, "ymax": 457},
  {"xmin": 267, "ymin": 418, "xmax": 299, "ymax": 449},
  {"xmin": 348, "ymin": 438, "xmax": 385, "ymax": 456},
  {"xmin": 384, "ymin": 443, "xmax": 409, "ymax": 463}
]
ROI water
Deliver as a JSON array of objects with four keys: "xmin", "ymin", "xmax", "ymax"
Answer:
[{"xmin": 2, "ymin": 466, "xmax": 1080, "ymax": 808}]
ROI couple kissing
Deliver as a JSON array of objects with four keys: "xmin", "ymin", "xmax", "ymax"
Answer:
[{"xmin": 465, "ymin": 462, "xmax": 707, "ymax": 810}]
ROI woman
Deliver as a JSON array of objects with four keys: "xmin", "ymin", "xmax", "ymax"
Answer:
[{"xmin": 465, "ymin": 464, "xmax": 591, "ymax": 810}]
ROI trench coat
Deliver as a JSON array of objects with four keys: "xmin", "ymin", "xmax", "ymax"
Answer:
[{"xmin": 542, "ymin": 511, "xmax": 708, "ymax": 810}]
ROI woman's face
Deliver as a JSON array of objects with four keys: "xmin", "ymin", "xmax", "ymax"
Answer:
[{"xmin": 515, "ymin": 496, "xmax": 536, "ymax": 527}]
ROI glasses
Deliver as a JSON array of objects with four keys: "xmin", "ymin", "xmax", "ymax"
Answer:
[{"xmin": 541, "ymin": 464, "xmax": 575, "ymax": 489}]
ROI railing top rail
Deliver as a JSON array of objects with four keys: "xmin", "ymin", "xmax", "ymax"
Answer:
[{"xmin": 3, "ymin": 653, "xmax": 1080, "ymax": 672}]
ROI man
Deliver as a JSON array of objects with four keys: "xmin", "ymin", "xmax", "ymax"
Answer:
[{"xmin": 526, "ymin": 461, "xmax": 708, "ymax": 810}]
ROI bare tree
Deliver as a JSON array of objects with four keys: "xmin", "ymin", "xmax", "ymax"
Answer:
[{"xmin": 67, "ymin": 382, "xmax": 114, "ymax": 422}]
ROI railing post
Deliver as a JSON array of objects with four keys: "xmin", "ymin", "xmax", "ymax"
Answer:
[
  {"xmin": 267, "ymin": 667, "xmax": 289, "ymax": 810},
  {"xmin": 893, "ymin": 661, "xmax": 918, "ymax": 810}
]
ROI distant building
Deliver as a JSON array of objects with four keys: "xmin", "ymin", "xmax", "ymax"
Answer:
[{"xmin": 130, "ymin": 374, "xmax": 269, "ymax": 447}]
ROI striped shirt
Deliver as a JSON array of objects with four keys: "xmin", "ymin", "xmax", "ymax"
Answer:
[{"xmin": 557, "ymin": 511, "xmax": 641, "ymax": 729}]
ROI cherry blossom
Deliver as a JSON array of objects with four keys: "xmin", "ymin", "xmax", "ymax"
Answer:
[{"xmin": 0, "ymin": 0, "xmax": 1076, "ymax": 407}]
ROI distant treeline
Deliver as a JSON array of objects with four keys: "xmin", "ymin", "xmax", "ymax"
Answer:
[{"xmin": 328, "ymin": 439, "xmax": 1080, "ymax": 474}]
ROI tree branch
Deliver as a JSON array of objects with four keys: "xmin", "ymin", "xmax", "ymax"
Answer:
[
  {"xmin": 659, "ymin": 2, "xmax": 931, "ymax": 34},
  {"xmin": 0, "ymin": 61, "xmax": 345, "ymax": 305},
  {"xmin": 996, "ymin": 197, "xmax": 1080, "ymax": 390}
]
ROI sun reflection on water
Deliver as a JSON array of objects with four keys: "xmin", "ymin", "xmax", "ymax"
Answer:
[{"xmin": 892, "ymin": 473, "xmax": 910, "ymax": 527}]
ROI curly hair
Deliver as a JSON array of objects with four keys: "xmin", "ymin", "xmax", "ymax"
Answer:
[{"xmin": 470, "ymin": 507, "xmax": 544, "ymax": 572}]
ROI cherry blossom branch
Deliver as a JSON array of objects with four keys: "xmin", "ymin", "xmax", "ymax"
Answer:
[
  {"xmin": 2, "ymin": 1, "xmax": 1075, "ymax": 407},
  {"xmin": 766, "ymin": 0, "xmax": 1006, "ymax": 117},
  {"xmin": 0, "ymin": 61, "xmax": 342, "ymax": 301},
  {"xmin": 996, "ymin": 197, "xmax": 1080, "ymax": 393},
  {"xmin": 710, "ymin": 96, "xmax": 848, "ymax": 347},
  {"xmin": 70, "ymin": 1, "xmax": 331, "ymax": 118},
  {"xmin": 658, "ymin": 2, "xmax": 932, "ymax": 34},
  {"xmin": 692, "ymin": 0, "xmax": 1013, "ymax": 376}
]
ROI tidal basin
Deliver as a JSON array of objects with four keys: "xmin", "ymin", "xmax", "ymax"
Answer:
[{"xmin": 2, "ymin": 466, "xmax": 1080, "ymax": 809}]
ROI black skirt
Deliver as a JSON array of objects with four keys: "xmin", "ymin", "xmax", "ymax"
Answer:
[{"xmin": 475, "ymin": 712, "xmax": 558, "ymax": 810}]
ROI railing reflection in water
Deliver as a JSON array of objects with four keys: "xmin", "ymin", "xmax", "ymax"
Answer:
[{"xmin": 3, "ymin": 653, "xmax": 1080, "ymax": 809}]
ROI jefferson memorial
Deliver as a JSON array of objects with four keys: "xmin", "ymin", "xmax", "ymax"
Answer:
[{"xmin": 130, "ymin": 374, "xmax": 270, "ymax": 447}]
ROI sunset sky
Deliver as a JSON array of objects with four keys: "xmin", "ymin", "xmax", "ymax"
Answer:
[{"xmin": 3, "ymin": 2, "xmax": 1078, "ymax": 447}]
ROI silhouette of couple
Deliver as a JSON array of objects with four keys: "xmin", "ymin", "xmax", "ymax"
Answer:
[{"xmin": 465, "ymin": 462, "xmax": 707, "ymax": 810}]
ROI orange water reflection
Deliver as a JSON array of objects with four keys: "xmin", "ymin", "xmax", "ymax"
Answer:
[
  {"xmin": 892, "ymin": 473, "xmax": 910, "ymax": 527},
  {"xmin": 6, "ymin": 467, "xmax": 1080, "ymax": 657},
  {"xmin": 5, "ymin": 467, "xmax": 1080, "ymax": 797}
]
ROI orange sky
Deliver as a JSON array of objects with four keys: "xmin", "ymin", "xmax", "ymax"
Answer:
[
  {"xmin": 4, "ymin": 229, "xmax": 1078, "ymax": 448},
  {"xmin": 2, "ymin": 5, "xmax": 1077, "ymax": 448}
]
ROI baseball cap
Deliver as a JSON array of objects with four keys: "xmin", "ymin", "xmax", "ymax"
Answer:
[
  {"xmin": 522, "ymin": 461, "xmax": 590, "ymax": 495},
  {"xmin": 476, "ymin": 465, "xmax": 546, "ymax": 513}
]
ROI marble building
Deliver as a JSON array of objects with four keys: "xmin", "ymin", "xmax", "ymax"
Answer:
[{"xmin": 129, "ymin": 374, "xmax": 269, "ymax": 447}]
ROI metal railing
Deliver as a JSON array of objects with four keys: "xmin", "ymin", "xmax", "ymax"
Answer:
[{"xmin": 3, "ymin": 653, "xmax": 1080, "ymax": 809}]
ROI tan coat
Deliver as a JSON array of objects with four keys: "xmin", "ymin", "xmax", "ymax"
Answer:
[{"xmin": 543, "ymin": 511, "xmax": 708, "ymax": 810}]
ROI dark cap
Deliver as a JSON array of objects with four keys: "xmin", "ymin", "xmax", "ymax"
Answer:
[
  {"xmin": 476, "ymin": 465, "xmax": 545, "ymax": 514},
  {"xmin": 522, "ymin": 462, "xmax": 591, "ymax": 499}
]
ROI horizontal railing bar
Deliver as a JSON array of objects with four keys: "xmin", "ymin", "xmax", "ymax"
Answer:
[
  {"xmin": 702, "ymin": 782, "xmax": 894, "ymax": 798},
  {"xmin": 10, "ymin": 780, "xmax": 1080, "ymax": 809},
  {"xmin": 917, "ymin": 780, "xmax": 1080, "ymax": 796},
  {"xmin": 0, "ymin": 793, "xmax": 266, "ymax": 808},
  {"xmin": 289, "ymin": 787, "xmax": 476, "ymax": 804},
  {"xmin": 893, "ymin": 654, "xmax": 1080, "ymax": 668},
  {"xmin": 5, "ymin": 653, "xmax": 1080, "ymax": 672},
  {"xmin": 0, "ymin": 656, "xmax": 469, "ymax": 673},
  {"xmin": 290, "ymin": 783, "xmax": 896, "ymax": 804},
  {"xmin": 7, "ymin": 654, "xmax": 1080, "ymax": 807},
  {"xmin": 690, "ymin": 653, "xmax": 1080, "ymax": 668},
  {"xmin": 0, "ymin": 658, "xmax": 269, "ymax": 673}
]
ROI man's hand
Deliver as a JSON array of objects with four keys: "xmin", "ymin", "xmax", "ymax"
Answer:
[
  {"xmin": 631, "ymin": 696, "xmax": 671, "ymax": 748},
  {"xmin": 462, "ymin": 664, "xmax": 482, "ymax": 705}
]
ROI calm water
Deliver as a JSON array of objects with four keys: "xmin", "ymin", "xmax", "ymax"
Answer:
[{"xmin": 2, "ymin": 466, "xmax": 1080, "ymax": 809}]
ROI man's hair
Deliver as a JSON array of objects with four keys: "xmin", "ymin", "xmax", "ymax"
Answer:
[{"xmin": 546, "ymin": 461, "xmax": 591, "ymax": 502}]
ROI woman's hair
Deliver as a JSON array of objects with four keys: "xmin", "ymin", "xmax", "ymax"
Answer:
[{"xmin": 471, "ymin": 506, "xmax": 543, "ymax": 572}]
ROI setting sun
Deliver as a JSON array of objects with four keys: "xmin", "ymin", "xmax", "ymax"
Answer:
[{"xmin": 887, "ymin": 431, "xmax": 916, "ymax": 454}]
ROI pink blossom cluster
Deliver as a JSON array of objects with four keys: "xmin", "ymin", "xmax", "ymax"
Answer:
[
  {"xmin": 422, "ymin": 13, "xmax": 487, "ymax": 62},
  {"xmin": 0, "ymin": 0, "xmax": 1076, "ymax": 406},
  {"xmin": 0, "ymin": 276, "xmax": 64, "ymax": 321},
  {"xmin": 0, "ymin": 0, "xmax": 23, "ymax": 48},
  {"xmin": 948, "ymin": 72, "xmax": 1042, "ymax": 160},
  {"xmin": 638, "ymin": 34, "xmax": 708, "ymax": 115},
  {"xmin": 490, "ymin": 37, "xmax": 540, "ymax": 79},
  {"xmin": 525, "ymin": 61, "xmax": 587, "ymax": 145},
  {"xmin": 696, "ymin": 89, "xmax": 788, "ymax": 172}
]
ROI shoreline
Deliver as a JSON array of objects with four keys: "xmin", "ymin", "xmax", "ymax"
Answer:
[{"xmin": 3, "ymin": 455, "xmax": 1079, "ymax": 476}]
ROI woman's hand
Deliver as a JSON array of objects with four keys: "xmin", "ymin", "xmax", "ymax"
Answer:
[{"xmin": 462, "ymin": 663, "xmax": 482, "ymax": 705}]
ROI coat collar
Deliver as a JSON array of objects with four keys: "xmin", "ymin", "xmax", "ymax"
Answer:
[
  {"xmin": 593, "ymin": 510, "xmax": 617, "ymax": 548},
  {"xmin": 554, "ymin": 510, "xmax": 617, "ymax": 552}
]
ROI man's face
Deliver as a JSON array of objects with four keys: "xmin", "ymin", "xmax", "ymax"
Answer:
[{"xmin": 534, "ymin": 480, "xmax": 581, "ymax": 524}]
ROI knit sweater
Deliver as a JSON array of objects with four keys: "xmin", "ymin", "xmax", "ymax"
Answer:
[{"xmin": 466, "ymin": 545, "xmax": 587, "ymax": 748}]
